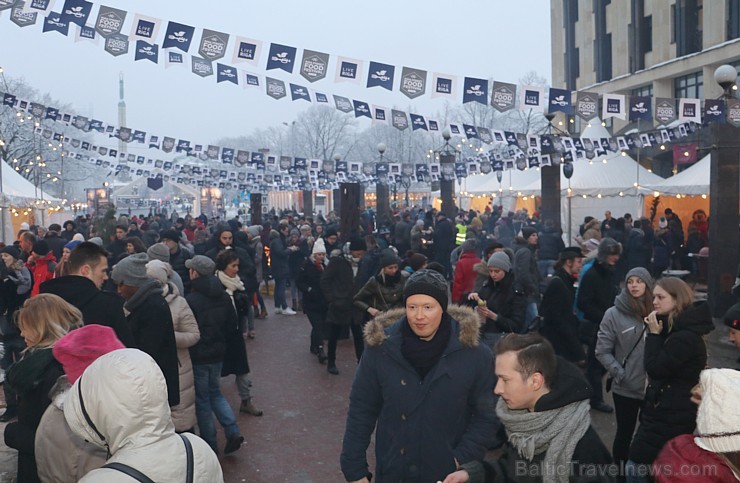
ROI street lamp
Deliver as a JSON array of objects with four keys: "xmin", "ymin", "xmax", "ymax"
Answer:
[
  {"xmin": 376, "ymin": 142, "xmax": 390, "ymax": 228},
  {"xmin": 435, "ymin": 129, "xmax": 459, "ymax": 219},
  {"xmin": 400, "ymin": 174, "xmax": 412, "ymax": 207},
  {"xmin": 714, "ymin": 64, "xmax": 738, "ymax": 97}
]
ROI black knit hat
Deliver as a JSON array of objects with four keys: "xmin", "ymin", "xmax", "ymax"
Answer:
[
  {"xmin": 0, "ymin": 245, "xmax": 20, "ymax": 260},
  {"xmin": 160, "ymin": 229, "xmax": 180, "ymax": 243},
  {"xmin": 349, "ymin": 237, "xmax": 367, "ymax": 252},
  {"xmin": 403, "ymin": 269, "xmax": 448, "ymax": 310},
  {"xmin": 521, "ymin": 226, "xmax": 537, "ymax": 240},
  {"xmin": 724, "ymin": 302, "xmax": 740, "ymax": 331},
  {"xmin": 32, "ymin": 240, "xmax": 50, "ymax": 256},
  {"xmin": 379, "ymin": 248, "xmax": 400, "ymax": 267}
]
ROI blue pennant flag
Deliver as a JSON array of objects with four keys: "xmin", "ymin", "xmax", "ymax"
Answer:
[
  {"xmin": 60, "ymin": 0, "xmax": 91, "ymax": 27},
  {"xmin": 290, "ymin": 84, "xmax": 311, "ymax": 101},
  {"xmin": 245, "ymin": 73, "xmax": 259, "ymax": 86},
  {"xmin": 704, "ymin": 99, "xmax": 725, "ymax": 124},
  {"xmin": 162, "ymin": 21, "xmax": 195, "ymax": 52},
  {"xmin": 45, "ymin": 107, "xmax": 59, "ymax": 121},
  {"xmin": 629, "ymin": 96, "xmax": 652, "ymax": 121},
  {"xmin": 463, "ymin": 124, "xmax": 479, "ymax": 139},
  {"xmin": 428, "ymin": 120, "xmax": 439, "ymax": 131},
  {"xmin": 367, "ymin": 61, "xmax": 395, "ymax": 90},
  {"xmin": 135, "ymin": 40, "xmax": 159, "ymax": 63},
  {"xmin": 43, "ymin": 12, "xmax": 69, "ymax": 35},
  {"xmin": 315, "ymin": 92, "xmax": 328, "ymax": 103},
  {"xmin": 133, "ymin": 131, "xmax": 146, "ymax": 143},
  {"xmin": 217, "ymin": 64, "xmax": 238, "ymax": 84},
  {"xmin": 266, "ymin": 43, "xmax": 297, "ymax": 73},
  {"xmin": 2, "ymin": 94, "xmax": 15, "ymax": 107},
  {"xmin": 410, "ymin": 114, "xmax": 428, "ymax": 131},
  {"xmin": 353, "ymin": 100, "xmax": 371, "ymax": 118},
  {"xmin": 222, "ymin": 148, "xmax": 235, "ymax": 164},
  {"xmin": 548, "ymin": 88, "xmax": 572, "ymax": 114},
  {"xmin": 463, "ymin": 77, "xmax": 488, "ymax": 104}
]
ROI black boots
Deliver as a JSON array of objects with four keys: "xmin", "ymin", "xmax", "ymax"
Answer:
[
  {"xmin": 317, "ymin": 346, "xmax": 327, "ymax": 364},
  {"xmin": 327, "ymin": 363, "xmax": 339, "ymax": 375}
]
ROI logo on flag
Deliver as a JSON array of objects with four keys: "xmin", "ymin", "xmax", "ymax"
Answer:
[
  {"xmin": 727, "ymin": 99, "xmax": 740, "ymax": 127},
  {"xmin": 353, "ymin": 101, "xmax": 371, "ymax": 118},
  {"xmin": 61, "ymin": 0, "xmax": 91, "ymax": 26},
  {"xmin": 463, "ymin": 77, "xmax": 488, "ymax": 104},
  {"xmin": 400, "ymin": 67, "xmax": 427, "ymax": 99},
  {"xmin": 198, "ymin": 29, "xmax": 229, "ymax": 61},
  {"xmin": 392, "ymin": 110, "xmax": 408, "ymax": 131},
  {"xmin": 43, "ymin": 12, "xmax": 69, "ymax": 35},
  {"xmin": 191, "ymin": 57, "xmax": 213, "ymax": 77},
  {"xmin": 333, "ymin": 95, "xmax": 353, "ymax": 113},
  {"xmin": 491, "ymin": 82, "xmax": 516, "ymax": 112},
  {"xmin": 655, "ymin": 98, "xmax": 677, "ymax": 124},
  {"xmin": 134, "ymin": 18, "xmax": 156, "ymax": 39},
  {"xmin": 315, "ymin": 93, "xmax": 328, "ymax": 103},
  {"xmin": 300, "ymin": 50, "xmax": 329, "ymax": 82},
  {"xmin": 266, "ymin": 78, "xmax": 286, "ymax": 100},
  {"xmin": 217, "ymin": 64, "xmax": 238, "ymax": 84},
  {"xmin": 95, "ymin": 6, "xmax": 126, "ymax": 37},
  {"xmin": 163, "ymin": 21, "xmax": 195, "ymax": 52},
  {"xmin": 266, "ymin": 43, "xmax": 297, "ymax": 73},
  {"xmin": 10, "ymin": 4, "xmax": 37, "ymax": 27},
  {"xmin": 435, "ymin": 77, "xmax": 453, "ymax": 95},
  {"xmin": 104, "ymin": 33, "xmax": 129, "ymax": 57},
  {"xmin": 367, "ymin": 62, "xmax": 395, "ymax": 90},
  {"xmin": 338, "ymin": 60, "xmax": 358, "ymax": 80},
  {"xmin": 575, "ymin": 92, "xmax": 598, "ymax": 120},
  {"xmin": 290, "ymin": 84, "xmax": 310, "ymax": 101},
  {"xmin": 135, "ymin": 41, "xmax": 158, "ymax": 63}
]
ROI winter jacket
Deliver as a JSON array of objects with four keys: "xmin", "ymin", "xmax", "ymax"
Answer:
[
  {"xmin": 35, "ymin": 376, "xmax": 107, "ymax": 482},
  {"xmin": 186, "ymin": 274, "xmax": 233, "ymax": 366},
  {"xmin": 595, "ymin": 293, "xmax": 647, "ymax": 400},
  {"xmin": 0, "ymin": 264, "xmax": 31, "ymax": 337},
  {"xmin": 582, "ymin": 219, "xmax": 602, "ymax": 242},
  {"xmin": 248, "ymin": 237, "xmax": 264, "ymax": 282},
  {"xmin": 356, "ymin": 248, "xmax": 381, "ymax": 290},
  {"xmin": 216, "ymin": 279, "xmax": 250, "ymax": 378},
  {"xmin": 353, "ymin": 271, "xmax": 406, "ymax": 313},
  {"xmin": 576, "ymin": 260, "xmax": 619, "ymax": 325},
  {"xmin": 5, "ymin": 347, "xmax": 64, "ymax": 483},
  {"xmin": 512, "ymin": 239, "xmax": 539, "ymax": 298},
  {"xmin": 537, "ymin": 225, "xmax": 564, "ymax": 261},
  {"xmin": 625, "ymin": 228, "xmax": 651, "ymax": 271},
  {"xmin": 27, "ymin": 252, "xmax": 57, "ymax": 297},
  {"xmin": 268, "ymin": 232, "xmax": 291, "ymax": 279},
  {"xmin": 652, "ymin": 230, "xmax": 673, "ymax": 272},
  {"xmin": 393, "ymin": 220, "xmax": 412, "ymax": 252},
  {"xmin": 652, "ymin": 434, "xmax": 738, "ymax": 483},
  {"xmin": 340, "ymin": 306, "xmax": 497, "ymax": 482},
  {"xmin": 125, "ymin": 279, "xmax": 180, "ymax": 407},
  {"xmin": 475, "ymin": 271, "xmax": 527, "ymax": 334},
  {"xmin": 205, "ymin": 243, "xmax": 258, "ymax": 294},
  {"xmin": 462, "ymin": 357, "xmax": 613, "ymax": 483},
  {"xmin": 628, "ymin": 302, "xmax": 714, "ymax": 465},
  {"xmin": 540, "ymin": 268, "xmax": 586, "ymax": 363},
  {"xmin": 64, "ymin": 349, "xmax": 224, "ymax": 482},
  {"xmin": 164, "ymin": 285, "xmax": 200, "ymax": 432},
  {"xmin": 321, "ymin": 252, "xmax": 363, "ymax": 326},
  {"xmin": 452, "ymin": 251, "xmax": 482, "ymax": 303},
  {"xmin": 433, "ymin": 218, "xmax": 456, "ymax": 265},
  {"xmin": 169, "ymin": 246, "xmax": 192, "ymax": 294},
  {"xmin": 39, "ymin": 276, "xmax": 135, "ymax": 348},
  {"xmin": 296, "ymin": 258, "xmax": 327, "ymax": 314}
]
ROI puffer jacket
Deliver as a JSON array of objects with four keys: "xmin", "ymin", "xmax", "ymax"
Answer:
[
  {"xmin": 452, "ymin": 251, "xmax": 482, "ymax": 303},
  {"xmin": 64, "ymin": 349, "xmax": 224, "ymax": 482},
  {"xmin": 595, "ymin": 290, "xmax": 647, "ymax": 400},
  {"xmin": 353, "ymin": 271, "xmax": 406, "ymax": 313},
  {"xmin": 164, "ymin": 284, "xmax": 200, "ymax": 432},
  {"xmin": 27, "ymin": 252, "xmax": 57, "ymax": 297},
  {"xmin": 186, "ymin": 275, "xmax": 234, "ymax": 365},
  {"xmin": 340, "ymin": 305, "xmax": 497, "ymax": 482}
]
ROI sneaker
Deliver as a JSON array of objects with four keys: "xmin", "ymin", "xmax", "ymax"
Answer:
[
  {"xmin": 281, "ymin": 307, "xmax": 297, "ymax": 315},
  {"xmin": 591, "ymin": 401, "xmax": 614, "ymax": 413},
  {"xmin": 274, "ymin": 307, "xmax": 282, "ymax": 314},
  {"xmin": 240, "ymin": 399, "xmax": 263, "ymax": 416},
  {"xmin": 224, "ymin": 435, "xmax": 244, "ymax": 455}
]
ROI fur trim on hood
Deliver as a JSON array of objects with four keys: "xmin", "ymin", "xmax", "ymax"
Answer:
[
  {"xmin": 473, "ymin": 260, "xmax": 489, "ymax": 277},
  {"xmin": 363, "ymin": 304, "xmax": 481, "ymax": 348}
]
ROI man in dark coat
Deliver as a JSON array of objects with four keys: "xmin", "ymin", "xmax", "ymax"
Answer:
[
  {"xmin": 43, "ymin": 224, "xmax": 67, "ymax": 262},
  {"xmin": 106, "ymin": 225, "xmax": 127, "ymax": 265},
  {"xmin": 111, "ymin": 253, "xmax": 179, "ymax": 407},
  {"xmin": 513, "ymin": 226, "xmax": 541, "ymax": 329},
  {"xmin": 321, "ymin": 237, "xmax": 366, "ymax": 375},
  {"xmin": 205, "ymin": 227, "xmax": 257, "ymax": 295},
  {"xmin": 268, "ymin": 224, "xmax": 297, "ymax": 315},
  {"xmin": 341, "ymin": 270, "xmax": 497, "ymax": 482},
  {"xmin": 432, "ymin": 212, "xmax": 455, "ymax": 278},
  {"xmin": 185, "ymin": 255, "xmax": 244, "ymax": 455},
  {"xmin": 577, "ymin": 237, "xmax": 622, "ymax": 413},
  {"xmin": 393, "ymin": 213, "xmax": 412, "ymax": 256},
  {"xmin": 161, "ymin": 229, "xmax": 192, "ymax": 294},
  {"xmin": 445, "ymin": 333, "xmax": 612, "ymax": 482},
  {"xmin": 40, "ymin": 242, "xmax": 134, "ymax": 347},
  {"xmin": 540, "ymin": 247, "xmax": 586, "ymax": 364}
]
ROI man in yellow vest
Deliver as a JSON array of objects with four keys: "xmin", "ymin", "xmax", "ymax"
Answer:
[{"xmin": 455, "ymin": 219, "xmax": 467, "ymax": 246}]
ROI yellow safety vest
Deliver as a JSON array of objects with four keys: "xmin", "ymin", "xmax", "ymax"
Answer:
[{"xmin": 455, "ymin": 224, "xmax": 467, "ymax": 245}]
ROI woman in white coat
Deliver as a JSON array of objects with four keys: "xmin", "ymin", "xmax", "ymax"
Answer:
[
  {"xmin": 146, "ymin": 259, "xmax": 200, "ymax": 432},
  {"xmin": 64, "ymin": 349, "xmax": 223, "ymax": 482}
]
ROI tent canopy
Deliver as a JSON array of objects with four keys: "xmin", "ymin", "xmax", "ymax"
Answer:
[
  {"xmin": 0, "ymin": 160, "xmax": 58, "ymax": 202},
  {"xmin": 646, "ymin": 154, "xmax": 710, "ymax": 196},
  {"xmin": 464, "ymin": 166, "xmax": 543, "ymax": 195}
]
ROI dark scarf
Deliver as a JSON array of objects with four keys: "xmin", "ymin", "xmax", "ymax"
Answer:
[
  {"xmin": 376, "ymin": 270, "xmax": 402, "ymax": 287},
  {"xmin": 401, "ymin": 313, "xmax": 452, "ymax": 380},
  {"xmin": 7, "ymin": 347, "xmax": 57, "ymax": 395},
  {"xmin": 124, "ymin": 278, "xmax": 163, "ymax": 312}
]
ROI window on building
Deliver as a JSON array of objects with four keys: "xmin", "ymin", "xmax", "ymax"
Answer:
[
  {"xmin": 594, "ymin": 0, "xmax": 612, "ymax": 81},
  {"xmin": 564, "ymin": 0, "xmax": 579, "ymax": 90},
  {"xmin": 729, "ymin": 0, "xmax": 740, "ymax": 40},
  {"xmin": 629, "ymin": 0, "xmax": 653, "ymax": 72},
  {"xmin": 674, "ymin": 0, "xmax": 703, "ymax": 56},
  {"xmin": 674, "ymin": 71, "xmax": 704, "ymax": 99},
  {"xmin": 631, "ymin": 84, "xmax": 653, "ymax": 98}
]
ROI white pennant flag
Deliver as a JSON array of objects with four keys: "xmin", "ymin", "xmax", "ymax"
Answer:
[
  {"xmin": 678, "ymin": 98, "xmax": 702, "ymax": 123},
  {"xmin": 335, "ymin": 56, "xmax": 363, "ymax": 84},
  {"xmin": 372, "ymin": 105, "xmax": 389, "ymax": 125},
  {"xmin": 431, "ymin": 72, "xmax": 457, "ymax": 98},
  {"xmin": 519, "ymin": 85, "xmax": 545, "ymax": 112},
  {"xmin": 231, "ymin": 36, "xmax": 262, "ymax": 66},
  {"xmin": 602, "ymin": 93, "xmax": 627, "ymax": 120},
  {"xmin": 129, "ymin": 13, "xmax": 161, "ymax": 42}
]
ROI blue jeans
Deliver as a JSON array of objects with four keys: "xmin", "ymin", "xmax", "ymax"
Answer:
[
  {"xmin": 274, "ymin": 277, "xmax": 288, "ymax": 309},
  {"xmin": 625, "ymin": 460, "xmax": 650, "ymax": 483},
  {"xmin": 193, "ymin": 363, "xmax": 240, "ymax": 452}
]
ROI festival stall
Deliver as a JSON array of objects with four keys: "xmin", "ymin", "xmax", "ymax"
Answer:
[{"xmin": 0, "ymin": 160, "xmax": 60, "ymax": 244}]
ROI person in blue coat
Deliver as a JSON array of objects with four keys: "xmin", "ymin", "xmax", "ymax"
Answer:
[{"xmin": 340, "ymin": 269, "xmax": 498, "ymax": 482}]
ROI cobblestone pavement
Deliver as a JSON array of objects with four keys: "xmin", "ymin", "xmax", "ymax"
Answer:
[{"xmin": 0, "ymin": 294, "xmax": 736, "ymax": 482}]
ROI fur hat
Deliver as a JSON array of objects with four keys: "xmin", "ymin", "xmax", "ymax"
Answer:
[
  {"xmin": 625, "ymin": 267, "xmax": 654, "ymax": 291},
  {"xmin": 32, "ymin": 240, "xmax": 50, "ymax": 256},
  {"xmin": 146, "ymin": 243, "xmax": 170, "ymax": 263},
  {"xmin": 111, "ymin": 253, "xmax": 149, "ymax": 287},
  {"xmin": 404, "ymin": 269, "xmax": 448, "ymax": 310},
  {"xmin": 694, "ymin": 369, "xmax": 740, "ymax": 454},
  {"xmin": 597, "ymin": 237, "xmax": 622, "ymax": 263},
  {"xmin": 311, "ymin": 238, "xmax": 326, "ymax": 255},
  {"xmin": 487, "ymin": 251, "xmax": 511, "ymax": 272},
  {"xmin": 52, "ymin": 325, "xmax": 125, "ymax": 384}
]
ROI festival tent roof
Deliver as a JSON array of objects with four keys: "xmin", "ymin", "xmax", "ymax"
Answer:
[
  {"xmin": 0, "ymin": 160, "xmax": 58, "ymax": 202},
  {"xmin": 645, "ymin": 154, "xmax": 710, "ymax": 196},
  {"xmin": 464, "ymin": 166, "xmax": 543, "ymax": 195}
]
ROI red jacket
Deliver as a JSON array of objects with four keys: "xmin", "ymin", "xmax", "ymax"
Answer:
[
  {"xmin": 452, "ymin": 251, "xmax": 481, "ymax": 304},
  {"xmin": 653, "ymin": 434, "xmax": 738, "ymax": 482},
  {"xmin": 27, "ymin": 253, "xmax": 57, "ymax": 297}
]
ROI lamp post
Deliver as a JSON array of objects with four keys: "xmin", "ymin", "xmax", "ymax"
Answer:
[
  {"xmin": 707, "ymin": 65, "xmax": 740, "ymax": 316},
  {"xmin": 435, "ymin": 129, "xmax": 459, "ymax": 219},
  {"xmin": 400, "ymin": 174, "xmax": 412, "ymax": 208},
  {"xmin": 376, "ymin": 142, "xmax": 390, "ymax": 229}
]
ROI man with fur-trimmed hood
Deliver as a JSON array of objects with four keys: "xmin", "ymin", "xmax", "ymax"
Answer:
[{"xmin": 340, "ymin": 269, "xmax": 498, "ymax": 482}]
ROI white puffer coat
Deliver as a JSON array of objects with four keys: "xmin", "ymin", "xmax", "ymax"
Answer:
[{"xmin": 64, "ymin": 349, "xmax": 223, "ymax": 482}]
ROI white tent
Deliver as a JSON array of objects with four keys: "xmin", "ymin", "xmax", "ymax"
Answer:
[
  {"xmin": 0, "ymin": 160, "xmax": 59, "ymax": 244},
  {"xmin": 646, "ymin": 154, "xmax": 710, "ymax": 196},
  {"xmin": 464, "ymin": 167, "xmax": 543, "ymax": 195}
]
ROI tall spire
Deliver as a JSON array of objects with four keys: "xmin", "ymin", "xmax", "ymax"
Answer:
[{"xmin": 117, "ymin": 72, "xmax": 127, "ymax": 163}]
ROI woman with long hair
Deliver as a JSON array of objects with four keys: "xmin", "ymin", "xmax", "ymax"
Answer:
[
  {"xmin": 296, "ymin": 238, "xmax": 329, "ymax": 364},
  {"xmin": 595, "ymin": 268, "xmax": 654, "ymax": 471},
  {"xmin": 4, "ymin": 294, "xmax": 81, "ymax": 482},
  {"xmin": 626, "ymin": 277, "xmax": 714, "ymax": 481},
  {"xmin": 353, "ymin": 249, "xmax": 406, "ymax": 318}
]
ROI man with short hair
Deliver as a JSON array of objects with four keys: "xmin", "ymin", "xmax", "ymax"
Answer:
[
  {"xmin": 44, "ymin": 223, "xmax": 66, "ymax": 261},
  {"xmin": 18, "ymin": 231, "xmax": 36, "ymax": 263},
  {"xmin": 161, "ymin": 229, "xmax": 192, "ymax": 294},
  {"xmin": 106, "ymin": 225, "xmax": 127, "ymax": 262},
  {"xmin": 444, "ymin": 333, "xmax": 611, "ymax": 482},
  {"xmin": 513, "ymin": 226, "xmax": 540, "ymax": 329},
  {"xmin": 40, "ymin": 242, "xmax": 135, "ymax": 347}
]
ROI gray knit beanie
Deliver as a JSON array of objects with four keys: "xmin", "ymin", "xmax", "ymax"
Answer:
[
  {"xmin": 403, "ymin": 269, "xmax": 449, "ymax": 310},
  {"xmin": 625, "ymin": 267, "xmax": 654, "ymax": 291},
  {"xmin": 111, "ymin": 253, "xmax": 150, "ymax": 287},
  {"xmin": 146, "ymin": 243, "xmax": 170, "ymax": 263},
  {"xmin": 487, "ymin": 251, "xmax": 512, "ymax": 272}
]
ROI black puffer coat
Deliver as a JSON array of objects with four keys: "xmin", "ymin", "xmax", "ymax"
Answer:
[
  {"xmin": 628, "ymin": 301, "xmax": 714, "ymax": 464},
  {"xmin": 187, "ymin": 275, "xmax": 234, "ymax": 367},
  {"xmin": 353, "ymin": 271, "xmax": 406, "ymax": 313},
  {"xmin": 169, "ymin": 246, "xmax": 192, "ymax": 294},
  {"xmin": 296, "ymin": 257, "xmax": 327, "ymax": 314},
  {"xmin": 475, "ymin": 272, "xmax": 527, "ymax": 334},
  {"xmin": 540, "ymin": 268, "xmax": 585, "ymax": 362},
  {"xmin": 321, "ymin": 252, "xmax": 363, "ymax": 326}
]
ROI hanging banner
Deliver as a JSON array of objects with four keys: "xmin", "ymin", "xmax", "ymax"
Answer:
[
  {"xmin": 704, "ymin": 99, "xmax": 725, "ymax": 124},
  {"xmin": 60, "ymin": 0, "xmax": 91, "ymax": 27},
  {"xmin": 43, "ymin": 11, "xmax": 69, "ymax": 35},
  {"xmin": 409, "ymin": 113, "xmax": 427, "ymax": 131},
  {"xmin": 129, "ymin": 13, "xmax": 160, "ymax": 42},
  {"xmin": 75, "ymin": 24, "xmax": 97, "ymax": 43},
  {"xmin": 10, "ymin": 3, "xmax": 38, "ymax": 27},
  {"xmin": 164, "ymin": 50, "xmax": 185, "ymax": 68},
  {"xmin": 335, "ymin": 56, "xmax": 362, "ymax": 84},
  {"xmin": 314, "ymin": 92, "xmax": 328, "ymax": 103},
  {"xmin": 726, "ymin": 98, "xmax": 740, "ymax": 128},
  {"xmin": 231, "ymin": 36, "xmax": 261, "ymax": 65},
  {"xmin": 391, "ymin": 109, "xmax": 408, "ymax": 130},
  {"xmin": 462, "ymin": 77, "xmax": 488, "ymax": 104},
  {"xmin": 463, "ymin": 124, "xmax": 479, "ymax": 140},
  {"xmin": 478, "ymin": 127, "xmax": 493, "ymax": 144},
  {"xmin": 678, "ymin": 98, "xmax": 701, "ymax": 123},
  {"xmin": 399, "ymin": 67, "xmax": 427, "ymax": 99},
  {"xmin": 629, "ymin": 96, "xmax": 652, "ymax": 121},
  {"xmin": 217, "ymin": 63, "xmax": 238, "ymax": 84},
  {"xmin": 265, "ymin": 77, "xmax": 286, "ymax": 100},
  {"xmin": 134, "ymin": 40, "xmax": 158, "ymax": 63},
  {"xmin": 352, "ymin": 100, "xmax": 371, "ymax": 118},
  {"xmin": 103, "ymin": 33, "xmax": 129, "ymax": 57},
  {"xmin": 94, "ymin": 5, "xmax": 126, "ymax": 38},
  {"xmin": 290, "ymin": 83, "xmax": 310, "ymax": 101},
  {"xmin": 428, "ymin": 120, "xmax": 439, "ymax": 131},
  {"xmin": 575, "ymin": 91, "xmax": 599, "ymax": 121},
  {"xmin": 191, "ymin": 56, "xmax": 213, "ymax": 77},
  {"xmin": 266, "ymin": 43, "xmax": 297, "ymax": 73},
  {"xmin": 519, "ymin": 85, "xmax": 545, "ymax": 112},
  {"xmin": 21, "ymin": 0, "xmax": 55, "ymax": 15},
  {"xmin": 367, "ymin": 61, "xmax": 395, "ymax": 90},
  {"xmin": 299, "ymin": 49, "xmax": 329, "ymax": 82},
  {"xmin": 198, "ymin": 29, "xmax": 229, "ymax": 61},
  {"xmin": 372, "ymin": 106, "xmax": 388, "ymax": 125},
  {"xmin": 655, "ymin": 98, "xmax": 677, "ymax": 124},
  {"xmin": 333, "ymin": 95, "xmax": 353, "ymax": 113},
  {"xmin": 243, "ymin": 72, "xmax": 260, "ymax": 88},
  {"xmin": 602, "ymin": 93, "xmax": 626, "ymax": 120},
  {"xmin": 491, "ymin": 81, "xmax": 516, "ymax": 112},
  {"xmin": 547, "ymin": 87, "xmax": 571, "ymax": 114},
  {"xmin": 162, "ymin": 21, "xmax": 195, "ymax": 52}
]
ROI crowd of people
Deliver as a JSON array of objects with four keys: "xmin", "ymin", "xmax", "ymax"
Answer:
[{"xmin": 0, "ymin": 202, "xmax": 735, "ymax": 482}]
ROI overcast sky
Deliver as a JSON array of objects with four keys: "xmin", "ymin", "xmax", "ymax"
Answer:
[{"xmin": 0, "ymin": 1, "xmax": 552, "ymax": 144}]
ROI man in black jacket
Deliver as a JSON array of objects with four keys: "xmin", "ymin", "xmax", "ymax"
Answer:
[
  {"xmin": 185, "ymin": 255, "xmax": 244, "ymax": 455},
  {"xmin": 40, "ymin": 242, "xmax": 135, "ymax": 347},
  {"xmin": 161, "ymin": 229, "xmax": 192, "ymax": 294},
  {"xmin": 577, "ymin": 237, "xmax": 622, "ymax": 413},
  {"xmin": 433, "ymin": 212, "xmax": 455, "ymax": 278},
  {"xmin": 445, "ymin": 333, "xmax": 612, "ymax": 482},
  {"xmin": 111, "ymin": 253, "xmax": 179, "ymax": 407},
  {"xmin": 43, "ymin": 224, "xmax": 67, "ymax": 262}
]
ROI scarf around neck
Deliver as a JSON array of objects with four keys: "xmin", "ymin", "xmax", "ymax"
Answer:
[
  {"xmin": 401, "ymin": 313, "xmax": 452, "ymax": 380},
  {"xmin": 216, "ymin": 270, "xmax": 245, "ymax": 295},
  {"xmin": 496, "ymin": 397, "xmax": 590, "ymax": 483}
]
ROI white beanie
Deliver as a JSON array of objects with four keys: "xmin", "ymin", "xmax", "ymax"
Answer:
[
  {"xmin": 145, "ymin": 259, "xmax": 172, "ymax": 287},
  {"xmin": 694, "ymin": 368, "xmax": 740, "ymax": 454},
  {"xmin": 311, "ymin": 237, "xmax": 326, "ymax": 255},
  {"xmin": 72, "ymin": 233, "xmax": 85, "ymax": 241},
  {"xmin": 20, "ymin": 222, "xmax": 29, "ymax": 230}
]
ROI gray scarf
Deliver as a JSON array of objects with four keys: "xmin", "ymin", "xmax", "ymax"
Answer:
[{"xmin": 496, "ymin": 397, "xmax": 591, "ymax": 483}]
